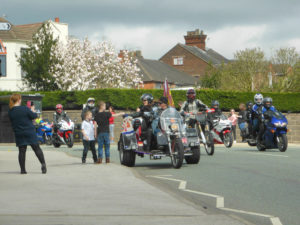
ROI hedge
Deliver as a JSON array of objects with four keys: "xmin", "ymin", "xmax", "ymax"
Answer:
[{"xmin": 1, "ymin": 89, "xmax": 300, "ymax": 112}]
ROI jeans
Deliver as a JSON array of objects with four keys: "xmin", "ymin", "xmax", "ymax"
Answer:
[
  {"xmin": 82, "ymin": 140, "xmax": 97, "ymax": 162},
  {"xmin": 231, "ymin": 125, "xmax": 236, "ymax": 141},
  {"xmin": 109, "ymin": 124, "xmax": 114, "ymax": 139},
  {"xmin": 97, "ymin": 133, "xmax": 110, "ymax": 159},
  {"xmin": 238, "ymin": 122, "xmax": 247, "ymax": 131}
]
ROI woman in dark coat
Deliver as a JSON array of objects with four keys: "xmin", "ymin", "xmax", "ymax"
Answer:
[{"xmin": 8, "ymin": 94, "xmax": 47, "ymax": 174}]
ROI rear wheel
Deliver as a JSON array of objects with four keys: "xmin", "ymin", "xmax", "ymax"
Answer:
[
  {"xmin": 185, "ymin": 146, "xmax": 200, "ymax": 164},
  {"xmin": 53, "ymin": 142, "xmax": 61, "ymax": 148},
  {"xmin": 247, "ymin": 140, "xmax": 257, "ymax": 146},
  {"xmin": 204, "ymin": 131, "xmax": 215, "ymax": 155},
  {"xmin": 119, "ymin": 137, "xmax": 136, "ymax": 167},
  {"xmin": 171, "ymin": 138, "xmax": 184, "ymax": 169},
  {"xmin": 224, "ymin": 132, "xmax": 233, "ymax": 148},
  {"xmin": 257, "ymin": 140, "xmax": 266, "ymax": 151},
  {"xmin": 277, "ymin": 133, "xmax": 288, "ymax": 152}
]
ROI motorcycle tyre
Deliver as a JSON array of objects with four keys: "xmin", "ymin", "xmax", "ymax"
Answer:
[
  {"xmin": 171, "ymin": 138, "xmax": 184, "ymax": 169},
  {"xmin": 185, "ymin": 146, "xmax": 200, "ymax": 164},
  {"xmin": 66, "ymin": 133, "xmax": 74, "ymax": 148},
  {"xmin": 44, "ymin": 134, "xmax": 52, "ymax": 146},
  {"xmin": 278, "ymin": 133, "xmax": 288, "ymax": 152},
  {"xmin": 224, "ymin": 132, "xmax": 233, "ymax": 148},
  {"xmin": 204, "ymin": 131, "xmax": 215, "ymax": 155},
  {"xmin": 119, "ymin": 136, "xmax": 136, "ymax": 167}
]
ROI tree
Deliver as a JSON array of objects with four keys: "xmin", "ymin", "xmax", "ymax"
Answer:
[
  {"xmin": 271, "ymin": 47, "xmax": 299, "ymax": 76},
  {"xmin": 200, "ymin": 63, "xmax": 222, "ymax": 89},
  {"xmin": 18, "ymin": 23, "xmax": 60, "ymax": 91},
  {"xmin": 52, "ymin": 38, "xmax": 142, "ymax": 91}
]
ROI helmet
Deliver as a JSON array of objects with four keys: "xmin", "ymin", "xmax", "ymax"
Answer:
[
  {"xmin": 211, "ymin": 100, "xmax": 219, "ymax": 108},
  {"xmin": 186, "ymin": 89, "xmax": 196, "ymax": 100},
  {"xmin": 56, "ymin": 104, "xmax": 63, "ymax": 114},
  {"xmin": 246, "ymin": 101, "xmax": 253, "ymax": 109},
  {"xmin": 140, "ymin": 93, "xmax": 153, "ymax": 104},
  {"xmin": 263, "ymin": 97, "xmax": 273, "ymax": 109},
  {"xmin": 87, "ymin": 97, "xmax": 95, "ymax": 108},
  {"xmin": 254, "ymin": 93, "xmax": 263, "ymax": 105}
]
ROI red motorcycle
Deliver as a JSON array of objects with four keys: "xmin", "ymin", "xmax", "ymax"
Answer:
[{"xmin": 52, "ymin": 118, "xmax": 75, "ymax": 148}]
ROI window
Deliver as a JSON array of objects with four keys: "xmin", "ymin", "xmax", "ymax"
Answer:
[
  {"xmin": 173, "ymin": 57, "xmax": 183, "ymax": 65},
  {"xmin": 0, "ymin": 55, "xmax": 6, "ymax": 77}
]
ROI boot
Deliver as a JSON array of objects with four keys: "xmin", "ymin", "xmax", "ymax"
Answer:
[
  {"xmin": 106, "ymin": 158, "xmax": 110, "ymax": 163},
  {"xmin": 41, "ymin": 163, "xmax": 47, "ymax": 174},
  {"xmin": 97, "ymin": 158, "xmax": 102, "ymax": 164}
]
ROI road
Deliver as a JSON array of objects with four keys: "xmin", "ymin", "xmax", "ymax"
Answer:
[{"xmin": 1, "ymin": 143, "xmax": 299, "ymax": 225}]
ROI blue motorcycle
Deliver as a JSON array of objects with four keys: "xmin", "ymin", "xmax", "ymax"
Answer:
[
  {"xmin": 36, "ymin": 120, "xmax": 53, "ymax": 145},
  {"xmin": 257, "ymin": 111, "xmax": 288, "ymax": 152}
]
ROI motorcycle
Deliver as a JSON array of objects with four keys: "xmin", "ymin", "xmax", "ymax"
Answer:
[
  {"xmin": 209, "ymin": 113, "xmax": 233, "ymax": 148},
  {"xmin": 184, "ymin": 111, "xmax": 214, "ymax": 155},
  {"xmin": 118, "ymin": 107, "xmax": 188, "ymax": 169},
  {"xmin": 256, "ymin": 110, "xmax": 288, "ymax": 152},
  {"xmin": 36, "ymin": 120, "xmax": 53, "ymax": 145},
  {"xmin": 52, "ymin": 118, "xmax": 75, "ymax": 148}
]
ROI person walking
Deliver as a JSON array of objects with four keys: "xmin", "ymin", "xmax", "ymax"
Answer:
[
  {"xmin": 228, "ymin": 109, "xmax": 238, "ymax": 143},
  {"xmin": 8, "ymin": 94, "xmax": 47, "ymax": 174},
  {"xmin": 81, "ymin": 111, "xmax": 98, "ymax": 164},
  {"xmin": 108, "ymin": 106, "xmax": 116, "ymax": 143},
  {"xmin": 94, "ymin": 101, "xmax": 124, "ymax": 164}
]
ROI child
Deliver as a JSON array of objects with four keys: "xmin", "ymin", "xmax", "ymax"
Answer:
[
  {"xmin": 108, "ymin": 106, "xmax": 115, "ymax": 143},
  {"xmin": 228, "ymin": 109, "xmax": 238, "ymax": 143},
  {"xmin": 81, "ymin": 111, "xmax": 98, "ymax": 164}
]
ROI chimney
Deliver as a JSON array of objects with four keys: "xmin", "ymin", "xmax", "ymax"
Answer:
[
  {"xmin": 184, "ymin": 29, "xmax": 207, "ymax": 50},
  {"xmin": 54, "ymin": 17, "xmax": 60, "ymax": 23}
]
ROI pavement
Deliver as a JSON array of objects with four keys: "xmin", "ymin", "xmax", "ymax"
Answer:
[{"xmin": 0, "ymin": 147, "xmax": 247, "ymax": 225}]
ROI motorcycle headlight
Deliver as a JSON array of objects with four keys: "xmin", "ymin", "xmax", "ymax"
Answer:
[
  {"xmin": 171, "ymin": 123, "xmax": 179, "ymax": 131},
  {"xmin": 274, "ymin": 122, "xmax": 287, "ymax": 127}
]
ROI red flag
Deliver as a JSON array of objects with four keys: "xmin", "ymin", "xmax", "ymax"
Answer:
[{"xmin": 163, "ymin": 79, "xmax": 174, "ymax": 107}]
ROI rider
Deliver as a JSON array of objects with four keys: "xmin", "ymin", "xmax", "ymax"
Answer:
[
  {"xmin": 246, "ymin": 101, "xmax": 253, "ymax": 137},
  {"xmin": 180, "ymin": 88, "xmax": 208, "ymax": 129},
  {"xmin": 130, "ymin": 94, "xmax": 154, "ymax": 150},
  {"xmin": 251, "ymin": 93, "xmax": 264, "ymax": 138},
  {"xmin": 81, "ymin": 97, "xmax": 97, "ymax": 120},
  {"xmin": 257, "ymin": 97, "xmax": 277, "ymax": 145},
  {"xmin": 207, "ymin": 100, "xmax": 222, "ymax": 129},
  {"xmin": 151, "ymin": 96, "xmax": 169, "ymax": 136},
  {"xmin": 53, "ymin": 104, "xmax": 69, "ymax": 131}
]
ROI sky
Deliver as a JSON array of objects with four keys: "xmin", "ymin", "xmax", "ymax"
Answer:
[{"xmin": 1, "ymin": 0, "xmax": 300, "ymax": 60}]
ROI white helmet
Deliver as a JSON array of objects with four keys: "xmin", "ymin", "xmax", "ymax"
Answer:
[
  {"xmin": 254, "ymin": 93, "xmax": 263, "ymax": 105},
  {"xmin": 87, "ymin": 97, "xmax": 95, "ymax": 107}
]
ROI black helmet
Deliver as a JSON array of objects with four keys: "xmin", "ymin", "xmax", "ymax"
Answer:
[
  {"xmin": 246, "ymin": 101, "xmax": 253, "ymax": 109},
  {"xmin": 140, "ymin": 93, "xmax": 153, "ymax": 104},
  {"xmin": 211, "ymin": 100, "xmax": 219, "ymax": 108},
  {"xmin": 263, "ymin": 97, "xmax": 273, "ymax": 109},
  {"xmin": 186, "ymin": 89, "xmax": 196, "ymax": 100}
]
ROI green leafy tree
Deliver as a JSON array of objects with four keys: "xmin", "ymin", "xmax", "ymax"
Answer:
[
  {"xmin": 200, "ymin": 63, "xmax": 222, "ymax": 89},
  {"xmin": 18, "ymin": 23, "xmax": 60, "ymax": 91}
]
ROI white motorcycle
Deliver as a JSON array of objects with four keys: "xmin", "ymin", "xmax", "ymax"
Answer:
[
  {"xmin": 52, "ymin": 118, "xmax": 75, "ymax": 148},
  {"xmin": 210, "ymin": 114, "xmax": 233, "ymax": 148}
]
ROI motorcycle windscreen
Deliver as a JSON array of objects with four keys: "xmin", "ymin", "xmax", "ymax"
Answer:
[
  {"xmin": 160, "ymin": 107, "xmax": 184, "ymax": 134},
  {"xmin": 269, "ymin": 111, "xmax": 288, "ymax": 124}
]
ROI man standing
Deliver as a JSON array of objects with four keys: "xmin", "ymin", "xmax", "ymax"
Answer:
[{"xmin": 94, "ymin": 101, "xmax": 124, "ymax": 163}]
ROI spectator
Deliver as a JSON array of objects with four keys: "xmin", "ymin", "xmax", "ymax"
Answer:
[
  {"xmin": 8, "ymin": 94, "xmax": 47, "ymax": 174},
  {"xmin": 94, "ymin": 101, "xmax": 124, "ymax": 164},
  {"xmin": 81, "ymin": 111, "xmax": 98, "ymax": 164},
  {"xmin": 108, "ymin": 106, "xmax": 116, "ymax": 143},
  {"xmin": 238, "ymin": 103, "xmax": 248, "ymax": 142},
  {"xmin": 228, "ymin": 109, "xmax": 238, "ymax": 143}
]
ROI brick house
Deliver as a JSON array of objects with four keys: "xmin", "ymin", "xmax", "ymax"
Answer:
[
  {"xmin": 119, "ymin": 51, "xmax": 199, "ymax": 89},
  {"xmin": 160, "ymin": 29, "xmax": 229, "ymax": 78}
]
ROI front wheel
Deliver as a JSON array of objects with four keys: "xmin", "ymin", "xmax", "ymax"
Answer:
[
  {"xmin": 185, "ymin": 146, "xmax": 200, "ymax": 164},
  {"xmin": 44, "ymin": 134, "xmax": 52, "ymax": 145},
  {"xmin": 171, "ymin": 138, "xmax": 184, "ymax": 169},
  {"xmin": 66, "ymin": 133, "xmax": 74, "ymax": 148},
  {"xmin": 204, "ymin": 131, "xmax": 215, "ymax": 155},
  {"xmin": 223, "ymin": 132, "xmax": 233, "ymax": 148},
  {"xmin": 277, "ymin": 133, "xmax": 288, "ymax": 152},
  {"xmin": 119, "ymin": 137, "xmax": 136, "ymax": 167}
]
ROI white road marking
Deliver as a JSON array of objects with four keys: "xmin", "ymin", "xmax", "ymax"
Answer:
[
  {"xmin": 148, "ymin": 175, "xmax": 283, "ymax": 225},
  {"xmin": 247, "ymin": 152, "xmax": 288, "ymax": 158}
]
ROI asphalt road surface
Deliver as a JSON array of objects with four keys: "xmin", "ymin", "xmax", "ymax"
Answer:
[{"xmin": 2, "ymin": 143, "xmax": 299, "ymax": 225}]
